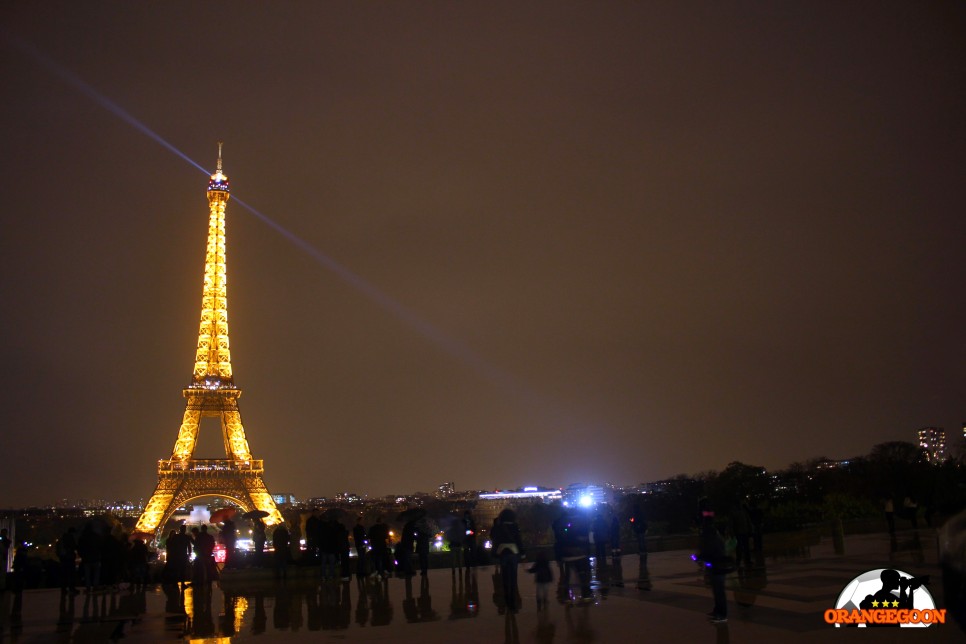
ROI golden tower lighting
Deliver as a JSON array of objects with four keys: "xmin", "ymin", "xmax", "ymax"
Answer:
[{"xmin": 135, "ymin": 145, "xmax": 283, "ymax": 535}]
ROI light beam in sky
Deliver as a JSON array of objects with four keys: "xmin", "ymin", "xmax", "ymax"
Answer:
[{"xmin": 5, "ymin": 30, "xmax": 581, "ymax": 430}]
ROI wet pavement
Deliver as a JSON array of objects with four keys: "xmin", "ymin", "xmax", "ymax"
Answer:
[{"xmin": 0, "ymin": 530, "xmax": 962, "ymax": 642}]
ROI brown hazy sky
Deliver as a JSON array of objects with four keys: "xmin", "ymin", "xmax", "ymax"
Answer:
[{"xmin": 2, "ymin": 2, "xmax": 965, "ymax": 507}]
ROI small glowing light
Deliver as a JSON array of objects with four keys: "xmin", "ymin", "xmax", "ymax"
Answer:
[{"xmin": 579, "ymin": 495, "xmax": 593, "ymax": 508}]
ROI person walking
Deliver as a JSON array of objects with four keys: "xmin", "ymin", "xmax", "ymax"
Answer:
[{"xmin": 491, "ymin": 508, "xmax": 524, "ymax": 613}]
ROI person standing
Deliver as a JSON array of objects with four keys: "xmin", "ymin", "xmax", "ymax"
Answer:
[
  {"xmin": 336, "ymin": 520, "xmax": 351, "ymax": 581},
  {"xmin": 272, "ymin": 523, "xmax": 290, "ymax": 581},
  {"xmin": 220, "ymin": 519, "xmax": 237, "ymax": 569},
  {"xmin": 491, "ymin": 509, "xmax": 524, "ymax": 612},
  {"xmin": 167, "ymin": 525, "xmax": 192, "ymax": 588},
  {"xmin": 128, "ymin": 537, "xmax": 149, "ymax": 591},
  {"xmin": 527, "ymin": 551, "xmax": 554, "ymax": 611},
  {"xmin": 253, "ymin": 520, "xmax": 267, "ymax": 566},
  {"xmin": 77, "ymin": 523, "xmax": 102, "ymax": 594},
  {"xmin": 697, "ymin": 518, "xmax": 730, "ymax": 624},
  {"xmin": 352, "ymin": 517, "xmax": 368, "ymax": 579},
  {"xmin": 57, "ymin": 527, "xmax": 79, "ymax": 594},
  {"xmin": 368, "ymin": 518, "xmax": 390, "ymax": 578},
  {"xmin": 414, "ymin": 515, "xmax": 432, "ymax": 576},
  {"xmin": 462, "ymin": 511, "xmax": 477, "ymax": 569}
]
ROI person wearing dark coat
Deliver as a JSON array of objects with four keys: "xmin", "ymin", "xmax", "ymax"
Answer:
[
  {"xmin": 352, "ymin": 517, "xmax": 368, "ymax": 578},
  {"xmin": 166, "ymin": 525, "xmax": 192, "ymax": 587},
  {"xmin": 697, "ymin": 518, "xmax": 730, "ymax": 623},
  {"xmin": 252, "ymin": 520, "xmax": 267, "ymax": 565},
  {"xmin": 368, "ymin": 518, "xmax": 390, "ymax": 578},
  {"xmin": 272, "ymin": 524, "xmax": 290, "ymax": 581},
  {"xmin": 336, "ymin": 521, "xmax": 351, "ymax": 581},
  {"xmin": 527, "ymin": 551, "xmax": 554, "ymax": 610},
  {"xmin": 220, "ymin": 519, "xmax": 238, "ymax": 568},
  {"xmin": 396, "ymin": 520, "xmax": 416, "ymax": 577},
  {"xmin": 491, "ymin": 508, "xmax": 525, "ymax": 612},
  {"xmin": 77, "ymin": 524, "xmax": 102, "ymax": 593},
  {"xmin": 319, "ymin": 519, "xmax": 340, "ymax": 581},
  {"xmin": 57, "ymin": 527, "xmax": 79, "ymax": 594},
  {"xmin": 414, "ymin": 516, "xmax": 432, "ymax": 576}
]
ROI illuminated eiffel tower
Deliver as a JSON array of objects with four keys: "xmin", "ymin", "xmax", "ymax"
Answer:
[{"xmin": 135, "ymin": 145, "xmax": 282, "ymax": 535}]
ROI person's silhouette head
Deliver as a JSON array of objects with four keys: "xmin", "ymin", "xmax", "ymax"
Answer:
[{"xmin": 880, "ymin": 569, "xmax": 901, "ymax": 591}]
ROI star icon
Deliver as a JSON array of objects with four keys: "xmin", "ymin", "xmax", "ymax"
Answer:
[
  {"xmin": 891, "ymin": 600, "xmax": 900, "ymax": 608},
  {"xmin": 871, "ymin": 600, "xmax": 879, "ymax": 607}
]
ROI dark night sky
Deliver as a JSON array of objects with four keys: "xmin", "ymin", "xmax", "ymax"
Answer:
[{"xmin": 2, "ymin": 3, "xmax": 965, "ymax": 507}]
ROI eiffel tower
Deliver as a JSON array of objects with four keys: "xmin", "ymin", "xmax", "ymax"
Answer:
[{"xmin": 135, "ymin": 145, "xmax": 283, "ymax": 535}]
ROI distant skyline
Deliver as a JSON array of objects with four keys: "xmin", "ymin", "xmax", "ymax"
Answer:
[{"xmin": 2, "ymin": 3, "xmax": 965, "ymax": 507}]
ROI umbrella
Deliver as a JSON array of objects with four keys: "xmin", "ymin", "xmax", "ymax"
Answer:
[
  {"xmin": 396, "ymin": 507, "xmax": 427, "ymax": 522},
  {"xmin": 210, "ymin": 507, "xmax": 237, "ymax": 523},
  {"xmin": 242, "ymin": 509, "xmax": 270, "ymax": 520}
]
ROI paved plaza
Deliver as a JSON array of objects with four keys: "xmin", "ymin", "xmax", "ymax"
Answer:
[{"xmin": 0, "ymin": 530, "xmax": 962, "ymax": 642}]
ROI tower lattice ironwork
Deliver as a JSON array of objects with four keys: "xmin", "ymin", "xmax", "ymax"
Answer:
[{"xmin": 135, "ymin": 145, "xmax": 283, "ymax": 535}]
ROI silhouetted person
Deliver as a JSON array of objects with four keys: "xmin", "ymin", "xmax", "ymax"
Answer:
[
  {"xmin": 335, "ymin": 520, "xmax": 351, "ymax": 581},
  {"xmin": 559, "ymin": 509, "xmax": 592, "ymax": 601},
  {"xmin": 272, "ymin": 524, "xmax": 290, "ymax": 581},
  {"xmin": 732, "ymin": 500, "xmax": 752, "ymax": 568},
  {"xmin": 609, "ymin": 514, "xmax": 622, "ymax": 556},
  {"xmin": 859, "ymin": 569, "xmax": 919, "ymax": 627},
  {"xmin": 305, "ymin": 512, "xmax": 320, "ymax": 562},
  {"xmin": 128, "ymin": 538, "xmax": 149, "ymax": 591},
  {"xmin": 368, "ymin": 518, "xmax": 390, "ymax": 578},
  {"xmin": 697, "ymin": 518, "xmax": 730, "ymax": 623},
  {"xmin": 78, "ymin": 523, "xmax": 102, "ymax": 593},
  {"xmin": 220, "ymin": 519, "xmax": 237, "ymax": 568},
  {"xmin": 463, "ymin": 511, "xmax": 478, "ymax": 568},
  {"xmin": 748, "ymin": 499, "xmax": 764, "ymax": 554},
  {"xmin": 446, "ymin": 515, "xmax": 465, "ymax": 570},
  {"xmin": 57, "ymin": 527, "xmax": 79, "ymax": 594},
  {"xmin": 492, "ymin": 508, "xmax": 524, "ymax": 612},
  {"xmin": 319, "ymin": 518, "xmax": 340, "ymax": 581},
  {"xmin": 414, "ymin": 515, "xmax": 432, "ymax": 576},
  {"xmin": 166, "ymin": 526, "xmax": 192, "ymax": 587},
  {"xmin": 397, "ymin": 520, "xmax": 416, "ymax": 577},
  {"xmin": 352, "ymin": 517, "xmax": 368, "ymax": 578},
  {"xmin": 527, "ymin": 551, "xmax": 554, "ymax": 611},
  {"xmin": 193, "ymin": 526, "xmax": 217, "ymax": 585},
  {"xmin": 253, "ymin": 520, "xmax": 267, "ymax": 566},
  {"xmin": 903, "ymin": 497, "xmax": 919, "ymax": 529},
  {"xmin": 592, "ymin": 509, "xmax": 610, "ymax": 563}
]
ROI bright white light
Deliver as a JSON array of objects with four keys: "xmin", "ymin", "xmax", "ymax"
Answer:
[{"xmin": 579, "ymin": 495, "xmax": 593, "ymax": 508}]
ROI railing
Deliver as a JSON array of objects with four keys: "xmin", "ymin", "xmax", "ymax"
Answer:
[{"xmin": 158, "ymin": 459, "xmax": 264, "ymax": 474}]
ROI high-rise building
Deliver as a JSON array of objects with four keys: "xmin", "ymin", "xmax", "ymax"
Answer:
[{"xmin": 917, "ymin": 427, "xmax": 946, "ymax": 463}]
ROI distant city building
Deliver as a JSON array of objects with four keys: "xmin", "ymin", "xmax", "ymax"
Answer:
[
  {"xmin": 918, "ymin": 427, "xmax": 946, "ymax": 463},
  {"xmin": 272, "ymin": 493, "xmax": 298, "ymax": 506},
  {"xmin": 436, "ymin": 482, "xmax": 455, "ymax": 498},
  {"xmin": 814, "ymin": 459, "xmax": 851, "ymax": 470},
  {"xmin": 562, "ymin": 483, "xmax": 608, "ymax": 508},
  {"xmin": 478, "ymin": 486, "xmax": 562, "ymax": 501}
]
